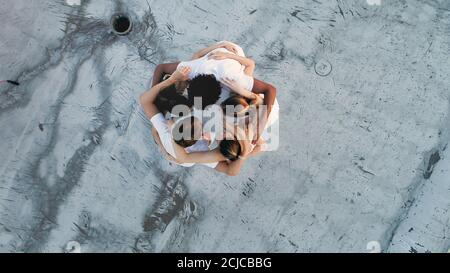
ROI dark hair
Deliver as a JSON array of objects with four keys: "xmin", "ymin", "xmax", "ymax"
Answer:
[
  {"xmin": 219, "ymin": 139, "xmax": 241, "ymax": 161},
  {"xmin": 172, "ymin": 116, "xmax": 201, "ymax": 148},
  {"xmin": 187, "ymin": 74, "xmax": 221, "ymax": 109},
  {"xmin": 155, "ymin": 84, "xmax": 191, "ymax": 115},
  {"xmin": 221, "ymin": 95, "xmax": 250, "ymax": 117}
]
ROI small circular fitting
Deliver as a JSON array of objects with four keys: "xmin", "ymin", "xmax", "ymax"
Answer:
[
  {"xmin": 314, "ymin": 59, "xmax": 332, "ymax": 77},
  {"xmin": 111, "ymin": 13, "xmax": 132, "ymax": 35}
]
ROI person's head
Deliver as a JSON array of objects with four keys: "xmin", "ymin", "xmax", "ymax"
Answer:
[
  {"xmin": 221, "ymin": 95, "xmax": 250, "ymax": 117},
  {"xmin": 155, "ymin": 84, "xmax": 191, "ymax": 115},
  {"xmin": 171, "ymin": 116, "xmax": 202, "ymax": 148},
  {"xmin": 187, "ymin": 74, "xmax": 221, "ymax": 110},
  {"xmin": 219, "ymin": 139, "xmax": 241, "ymax": 161}
]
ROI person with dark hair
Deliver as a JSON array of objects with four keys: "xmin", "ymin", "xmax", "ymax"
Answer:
[
  {"xmin": 187, "ymin": 74, "xmax": 221, "ymax": 109},
  {"xmin": 171, "ymin": 122, "xmax": 264, "ymax": 176},
  {"xmin": 154, "ymin": 83, "xmax": 191, "ymax": 115},
  {"xmin": 152, "ymin": 41, "xmax": 277, "ymax": 143},
  {"xmin": 144, "ymin": 41, "xmax": 278, "ymax": 175},
  {"xmin": 140, "ymin": 66, "xmax": 218, "ymax": 169},
  {"xmin": 141, "ymin": 67, "xmax": 256, "ymax": 176},
  {"xmin": 178, "ymin": 41, "xmax": 256, "ymax": 108},
  {"xmin": 219, "ymin": 139, "xmax": 241, "ymax": 161},
  {"xmin": 220, "ymin": 79, "xmax": 280, "ymax": 152}
]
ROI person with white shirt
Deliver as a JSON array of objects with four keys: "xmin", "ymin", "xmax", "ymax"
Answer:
[
  {"xmin": 143, "ymin": 42, "xmax": 278, "ymax": 175},
  {"xmin": 179, "ymin": 42, "xmax": 256, "ymax": 106},
  {"xmin": 139, "ymin": 66, "xmax": 253, "ymax": 176},
  {"xmin": 150, "ymin": 114, "xmax": 217, "ymax": 169},
  {"xmin": 152, "ymin": 41, "xmax": 277, "ymax": 144},
  {"xmin": 179, "ymin": 42, "xmax": 279, "ymax": 154}
]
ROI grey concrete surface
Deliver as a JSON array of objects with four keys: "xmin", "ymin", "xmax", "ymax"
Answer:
[{"xmin": 0, "ymin": 0, "xmax": 449, "ymax": 253}]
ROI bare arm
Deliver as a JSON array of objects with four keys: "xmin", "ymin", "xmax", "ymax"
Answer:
[
  {"xmin": 191, "ymin": 41, "xmax": 239, "ymax": 60},
  {"xmin": 154, "ymin": 124, "xmax": 226, "ymax": 165},
  {"xmin": 214, "ymin": 137, "xmax": 261, "ymax": 176},
  {"xmin": 242, "ymin": 58, "xmax": 256, "ymax": 77},
  {"xmin": 140, "ymin": 66, "xmax": 191, "ymax": 119},
  {"xmin": 251, "ymin": 79, "xmax": 277, "ymax": 143},
  {"xmin": 208, "ymin": 52, "xmax": 255, "ymax": 76},
  {"xmin": 251, "ymin": 78, "xmax": 276, "ymax": 117},
  {"xmin": 191, "ymin": 44, "xmax": 222, "ymax": 60},
  {"xmin": 214, "ymin": 159, "xmax": 246, "ymax": 176},
  {"xmin": 172, "ymin": 141, "xmax": 227, "ymax": 163},
  {"xmin": 222, "ymin": 79, "xmax": 277, "ymax": 144},
  {"xmin": 140, "ymin": 77, "xmax": 176, "ymax": 119},
  {"xmin": 221, "ymin": 78, "xmax": 263, "ymax": 105},
  {"xmin": 151, "ymin": 62, "xmax": 180, "ymax": 87},
  {"xmin": 248, "ymin": 141, "xmax": 264, "ymax": 158}
]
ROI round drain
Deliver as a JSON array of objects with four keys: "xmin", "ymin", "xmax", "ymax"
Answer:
[
  {"xmin": 314, "ymin": 59, "xmax": 332, "ymax": 77},
  {"xmin": 111, "ymin": 13, "xmax": 132, "ymax": 35}
]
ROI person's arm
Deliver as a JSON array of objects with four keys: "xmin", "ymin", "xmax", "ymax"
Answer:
[
  {"xmin": 213, "ymin": 136, "xmax": 259, "ymax": 176},
  {"xmin": 172, "ymin": 127, "xmax": 253, "ymax": 163},
  {"xmin": 251, "ymin": 78, "xmax": 276, "ymax": 117},
  {"xmin": 248, "ymin": 139, "xmax": 265, "ymax": 157},
  {"xmin": 208, "ymin": 52, "xmax": 255, "ymax": 76},
  {"xmin": 152, "ymin": 127, "xmax": 180, "ymax": 163},
  {"xmin": 222, "ymin": 79, "xmax": 276, "ymax": 144},
  {"xmin": 213, "ymin": 136, "xmax": 252, "ymax": 176},
  {"xmin": 251, "ymin": 79, "xmax": 277, "ymax": 143},
  {"xmin": 151, "ymin": 62, "xmax": 180, "ymax": 87},
  {"xmin": 220, "ymin": 78, "xmax": 276, "ymax": 144},
  {"xmin": 173, "ymin": 143, "xmax": 227, "ymax": 164},
  {"xmin": 140, "ymin": 66, "xmax": 191, "ymax": 119},
  {"xmin": 214, "ymin": 159, "xmax": 246, "ymax": 176},
  {"xmin": 191, "ymin": 41, "xmax": 239, "ymax": 60},
  {"xmin": 221, "ymin": 78, "xmax": 264, "ymax": 105}
]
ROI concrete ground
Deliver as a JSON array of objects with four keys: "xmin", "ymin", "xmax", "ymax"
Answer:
[{"xmin": 0, "ymin": 0, "xmax": 449, "ymax": 253}]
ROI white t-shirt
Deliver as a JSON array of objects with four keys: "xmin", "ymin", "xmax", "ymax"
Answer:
[
  {"xmin": 177, "ymin": 42, "xmax": 254, "ymax": 104},
  {"xmin": 150, "ymin": 113, "xmax": 218, "ymax": 168}
]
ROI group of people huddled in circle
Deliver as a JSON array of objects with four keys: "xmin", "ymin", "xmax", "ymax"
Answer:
[{"xmin": 140, "ymin": 41, "xmax": 279, "ymax": 176}]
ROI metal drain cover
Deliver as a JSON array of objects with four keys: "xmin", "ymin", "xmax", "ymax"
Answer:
[
  {"xmin": 314, "ymin": 59, "xmax": 332, "ymax": 77},
  {"xmin": 111, "ymin": 13, "xmax": 132, "ymax": 35}
]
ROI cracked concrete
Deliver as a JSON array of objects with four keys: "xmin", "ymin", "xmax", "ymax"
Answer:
[{"xmin": 0, "ymin": 0, "xmax": 449, "ymax": 252}]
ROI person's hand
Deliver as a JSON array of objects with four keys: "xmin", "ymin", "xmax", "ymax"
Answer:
[
  {"xmin": 207, "ymin": 51, "xmax": 231, "ymax": 61},
  {"xmin": 249, "ymin": 94, "xmax": 264, "ymax": 106},
  {"xmin": 251, "ymin": 135, "xmax": 261, "ymax": 145},
  {"xmin": 250, "ymin": 144, "xmax": 263, "ymax": 157},
  {"xmin": 219, "ymin": 42, "xmax": 238, "ymax": 54},
  {"xmin": 170, "ymin": 66, "xmax": 191, "ymax": 82}
]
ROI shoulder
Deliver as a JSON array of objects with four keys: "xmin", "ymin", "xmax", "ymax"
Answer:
[
  {"xmin": 178, "ymin": 59, "xmax": 204, "ymax": 79},
  {"xmin": 150, "ymin": 113, "xmax": 171, "ymax": 134},
  {"xmin": 150, "ymin": 112, "xmax": 166, "ymax": 126}
]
